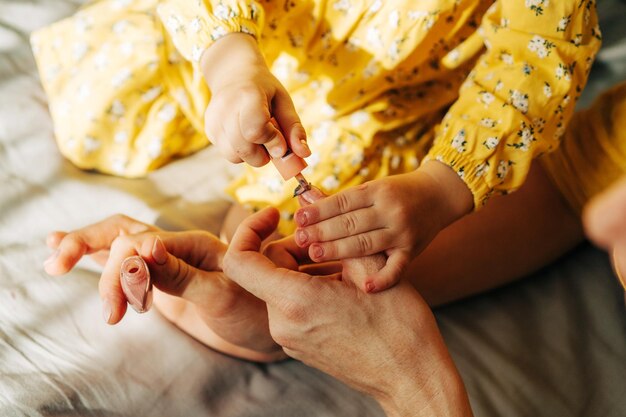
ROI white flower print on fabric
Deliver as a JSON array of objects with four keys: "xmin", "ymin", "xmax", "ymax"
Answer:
[
  {"xmin": 497, "ymin": 160, "xmax": 511, "ymax": 180},
  {"xmin": 480, "ymin": 118, "xmax": 497, "ymax": 128},
  {"xmin": 509, "ymin": 90, "xmax": 529, "ymax": 114},
  {"xmin": 483, "ymin": 136, "xmax": 500, "ymax": 150},
  {"xmin": 214, "ymin": 4, "xmax": 234, "ymax": 20},
  {"xmin": 525, "ymin": 0, "xmax": 549, "ymax": 16},
  {"xmin": 388, "ymin": 10, "xmax": 400, "ymax": 28},
  {"xmin": 478, "ymin": 91, "xmax": 495, "ymax": 107},
  {"xmin": 499, "ymin": 51, "xmax": 514, "ymax": 65},
  {"xmin": 350, "ymin": 111, "xmax": 370, "ymax": 127},
  {"xmin": 557, "ymin": 15, "xmax": 571, "ymax": 32},
  {"xmin": 110, "ymin": 99, "xmax": 125, "ymax": 117},
  {"xmin": 509, "ymin": 122, "xmax": 535, "ymax": 151},
  {"xmin": 555, "ymin": 63, "xmax": 571, "ymax": 81},
  {"xmin": 72, "ymin": 42, "xmax": 89, "ymax": 61},
  {"xmin": 142, "ymin": 86, "xmax": 162, "ymax": 102},
  {"xmin": 157, "ymin": 103, "xmax": 176, "ymax": 122},
  {"xmin": 333, "ymin": 0, "xmax": 351, "ymax": 13},
  {"xmin": 83, "ymin": 136, "xmax": 101, "ymax": 154},
  {"xmin": 527, "ymin": 35, "xmax": 555, "ymax": 59},
  {"xmin": 165, "ymin": 15, "xmax": 183, "ymax": 33},
  {"xmin": 114, "ymin": 131, "xmax": 129, "ymax": 144},
  {"xmin": 111, "ymin": 68, "xmax": 132, "ymax": 88},
  {"xmin": 475, "ymin": 162, "xmax": 489, "ymax": 178},
  {"xmin": 543, "ymin": 82, "xmax": 553, "ymax": 98},
  {"xmin": 189, "ymin": 18, "xmax": 202, "ymax": 33},
  {"xmin": 112, "ymin": 20, "xmax": 129, "ymax": 34},
  {"xmin": 147, "ymin": 136, "xmax": 164, "ymax": 159},
  {"xmin": 110, "ymin": 156, "xmax": 128, "ymax": 174},
  {"xmin": 451, "ymin": 129, "xmax": 467, "ymax": 153}
]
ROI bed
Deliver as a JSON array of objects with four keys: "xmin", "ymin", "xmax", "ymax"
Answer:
[{"xmin": 1, "ymin": 1, "xmax": 625, "ymax": 415}]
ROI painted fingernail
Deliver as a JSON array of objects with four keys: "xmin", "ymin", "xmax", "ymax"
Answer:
[
  {"xmin": 269, "ymin": 145, "xmax": 285, "ymax": 158},
  {"xmin": 102, "ymin": 299, "xmax": 112, "ymax": 324},
  {"xmin": 365, "ymin": 282, "xmax": 376, "ymax": 293},
  {"xmin": 44, "ymin": 250, "xmax": 59, "ymax": 265},
  {"xmin": 311, "ymin": 245, "xmax": 323, "ymax": 260},
  {"xmin": 296, "ymin": 229, "xmax": 308, "ymax": 245},
  {"xmin": 151, "ymin": 236, "xmax": 167, "ymax": 265},
  {"xmin": 295, "ymin": 210, "xmax": 308, "ymax": 226}
]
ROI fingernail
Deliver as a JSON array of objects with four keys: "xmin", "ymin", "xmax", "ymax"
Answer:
[
  {"xmin": 296, "ymin": 229, "xmax": 308, "ymax": 245},
  {"xmin": 269, "ymin": 145, "xmax": 285, "ymax": 158},
  {"xmin": 152, "ymin": 236, "xmax": 167, "ymax": 265},
  {"xmin": 44, "ymin": 250, "xmax": 59, "ymax": 265},
  {"xmin": 311, "ymin": 245, "xmax": 323, "ymax": 260},
  {"xmin": 102, "ymin": 299, "xmax": 112, "ymax": 324},
  {"xmin": 300, "ymin": 140, "xmax": 311, "ymax": 156},
  {"xmin": 365, "ymin": 282, "xmax": 376, "ymax": 293},
  {"xmin": 295, "ymin": 210, "xmax": 308, "ymax": 226}
]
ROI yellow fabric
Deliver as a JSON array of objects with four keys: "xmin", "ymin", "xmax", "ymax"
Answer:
[
  {"xmin": 32, "ymin": 0, "xmax": 601, "ymax": 234},
  {"xmin": 542, "ymin": 81, "xmax": 626, "ymax": 216}
]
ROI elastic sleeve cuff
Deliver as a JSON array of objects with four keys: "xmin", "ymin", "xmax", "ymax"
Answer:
[
  {"xmin": 157, "ymin": 1, "xmax": 263, "ymax": 63},
  {"xmin": 425, "ymin": 142, "xmax": 494, "ymax": 211}
]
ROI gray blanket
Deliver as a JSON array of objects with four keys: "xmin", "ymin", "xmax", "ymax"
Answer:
[{"xmin": 1, "ymin": 0, "xmax": 625, "ymax": 415}]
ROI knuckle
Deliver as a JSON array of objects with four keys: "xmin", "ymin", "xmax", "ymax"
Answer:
[
  {"xmin": 356, "ymin": 234, "xmax": 373, "ymax": 254},
  {"xmin": 269, "ymin": 324, "xmax": 294, "ymax": 349},
  {"xmin": 340, "ymin": 213, "xmax": 358, "ymax": 234},
  {"xmin": 278, "ymin": 299, "xmax": 307, "ymax": 324},
  {"xmin": 335, "ymin": 192, "xmax": 351, "ymax": 214}
]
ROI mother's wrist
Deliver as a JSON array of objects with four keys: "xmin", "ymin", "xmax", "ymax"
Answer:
[{"xmin": 375, "ymin": 360, "xmax": 472, "ymax": 417}]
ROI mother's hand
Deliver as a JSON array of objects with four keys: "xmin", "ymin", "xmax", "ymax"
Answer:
[
  {"xmin": 224, "ymin": 207, "xmax": 473, "ymax": 417},
  {"xmin": 44, "ymin": 214, "xmax": 283, "ymax": 361}
]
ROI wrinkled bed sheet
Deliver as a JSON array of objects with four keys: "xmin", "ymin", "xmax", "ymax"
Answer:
[{"xmin": 1, "ymin": 1, "xmax": 625, "ymax": 416}]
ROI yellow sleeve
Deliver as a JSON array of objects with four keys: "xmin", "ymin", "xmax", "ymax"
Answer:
[
  {"xmin": 157, "ymin": 0, "xmax": 265, "ymax": 62},
  {"xmin": 427, "ymin": 0, "xmax": 601, "ymax": 209}
]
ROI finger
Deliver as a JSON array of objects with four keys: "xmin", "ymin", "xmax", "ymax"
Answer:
[
  {"xmin": 584, "ymin": 176, "xmax": 626, "ymax": 248},
  {"xmin": 264, "ymin": 235, "xmax": 311, "ymax": 270},
  {"xmin": 44, "ymin": 214, "xmax": 153, "ymax": 275},
  {"xmin": 99, "ymin": 236, "xmax": 140, "ymax": 324},
  {"xmin": 295, "ymin": 207, "xmax": 385, "ymax": 247},
  {"xmin": 235, "ymin": 88, "xmax": 284, "ymax": 164},
  {"xmin": 272, "ymin": 90, "xmax": 310, "ymax": 158},
  {"xmin": 294, "ymin": 184, "xmax": 372, "ymax": 227},
  {"xmin": 224, "ymin": 207, "xmax": 310, "ymax": 304},
  {"xmin": 297, "ymin": 186, "xmax": 326, "ymax": 207},
  {"xmin": 308, "ymin": 229, "xmax": 395, "ymax": 262},
  {"xmin": 46, "ymin": 231, "xmax": 67, "ymax": 249},
  {"xmin": 137, "ymin": 236, "xmax": 227, "ymax": 306},
  {"xmin": 362, "ymin": 251, "xmax": 409, "ymax": 293}
]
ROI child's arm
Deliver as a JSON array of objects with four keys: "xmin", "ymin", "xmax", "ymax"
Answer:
[
  {"xmin": 157, "ymin": 1, "xmax": 310, "ymax": 167},
  {"xmin": 294, "ymin": 161, "xmax": 472, "ymax": 292},
  {"xmin": 295, "ymin": 0, "xmax": 601, "ymax": 291}
]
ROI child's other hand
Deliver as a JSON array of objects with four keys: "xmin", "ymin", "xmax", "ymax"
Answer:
[
  {"xmin": 293, "ymin": 161, "xmax": 473, "ymax": 291},
  {"xmin": 200, "ymin": 33, "xmax": 310, "ymax": 167}
]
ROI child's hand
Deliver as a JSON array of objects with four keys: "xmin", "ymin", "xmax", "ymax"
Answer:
[
  {"xmin": 200, "ymin": 33, "xmax": 310, "ymax": 167},
  {"xmin": 293, "ymin": 161, "xmax": 474, "ymax": 291},
  {"xmin": 43, "ymin": 214, "xmax": 283, "ymax": 360}
]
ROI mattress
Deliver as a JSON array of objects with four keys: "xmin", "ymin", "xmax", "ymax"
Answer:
[{"xmin": 1, "ymin": 1, "xmax": 625, "ymax": 416}]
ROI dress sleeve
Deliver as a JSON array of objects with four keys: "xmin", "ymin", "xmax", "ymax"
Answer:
[
  {"xmin": 426, "ymin": 0, "xmax": 601, "ymax": 209},
  {"xmin": 157, "ymin": 0, "xmax": 266, "ymax": 62}
]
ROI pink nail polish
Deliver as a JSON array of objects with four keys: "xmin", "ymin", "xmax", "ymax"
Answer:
[{"xmin": 120, "ymin": 256, "xmax": 153, "ymax": 313}]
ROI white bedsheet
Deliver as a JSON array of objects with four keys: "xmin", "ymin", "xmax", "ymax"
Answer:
[{"xmin": 1, "ymin": 1, "xmax": 625, "ymax": 416}]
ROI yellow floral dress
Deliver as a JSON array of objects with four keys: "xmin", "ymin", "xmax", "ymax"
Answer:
[{"xmin": 31, "ymin": 0, "xmax": 601, "ymax": 234}]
